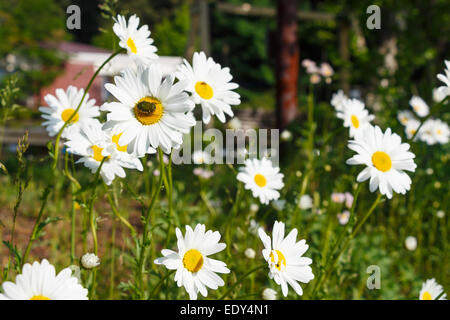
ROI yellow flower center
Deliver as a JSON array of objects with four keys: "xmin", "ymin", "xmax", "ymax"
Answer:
[
  {"xmin": 254, "ymin": 174, "xmax": 267, "ymax": 187},
  {"xmin": 269, "ymin": 250, "xmax": 286, "ymax": 271},
  {"xmin": 61, "ymin": 108, "xmax": 79, "ymax": 124},
  {"xmin": 372, "ymin": 151, "xmax": 392, "ymax": 172},
  {"xmin": 127, "ymin": 38, "xmax": 137, "ymax": 54},
  {"xmin": 422, "ymin": 291, "xmax": 432, "ymax": 300},
  {"xmin": 112, "ymin": 133, "xmax": 128, "ymax": 152},
  {"xmin": 30, "ymin": 295, "xmax": 50, "ymax": 300},
  {"xmin": 351, "ymin": 115, "xmax": 360, "ymax": 128},
  {"xmin": 195, "ymin": 81, "xmax": 214, "ymax": 100},
  {"xmin": 91, "ymin": 145, "xmax": 109, "ymax": 162},
  {"xmin": 134, "ymin": 97, "xmax": 164, "ymax": 125},
  {"xmin": 413, "ymin": 105, "xmax": 420, "ymax": 111},
  {"xmin": 183, "ymin": 249, "xmax": 204, "ymax": 273},
  {"xmin": 437, "ymin": 129, "xmax": 442, "ymax": 135}
]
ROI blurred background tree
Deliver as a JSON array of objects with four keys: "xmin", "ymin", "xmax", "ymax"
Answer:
[{"xmin": 0, "ymin": 0, "xmax": 66, "ymax": 97}]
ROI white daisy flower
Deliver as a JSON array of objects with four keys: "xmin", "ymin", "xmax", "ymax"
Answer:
[
  {"xmin": 337, "ymin": 211, "xmax": 350, "ymax": 225},
  {"xmin": 346, "ymin": 125, "xmax": 417, "ymax": 199},
  {"xmin": 65, "ymin": 123, "xmax": 139, "ymax": 185},
  {"xmin": 258, "ymin": 221, "xmax": 314, "ymax": 297},
  {"xmin": 419, "ymin": 278, "xmax": 447, "ymax": 300},
  {"xmin": 101, "ymin": 64, "xmax": 196, "ymax": 156},
  {"xmin": 0, "ymin": 259, "xmax": 88, "ymax": 300},
  {"xmin": 236, "ymin": 158, "xmax": 284, "ymax": 205},
  {"xmin": 154, "ymin": 224, "xmax": 230, "ymax": 300},
  {"xmin": 431, "ymin": 119, "xmax": 450, "ymax": 144},
  {"xmin": 418, "ymin": 119, "xmax": 438, "ymax": 145},
  {"xmin": 331, "ymin": 192, "xmax": 346, "ymax": 203},
  {"xmin": 298, "ymin": 194, "xmax": 313, "ymax": 210},
  {"xmin": 192, "ymin": 150, "xmax": 211, "ymax": 164},
  {"xmin": 39, "ymin": 86, "xmax": 100, "ymax": 138},
  {"xmin": 113, "ymin": 14, "xmax": 158, "ymax": 65},
  {"xmin": 302, "ymin": 59, "xmax": 319, "ymax": 74},
  {"xmin": 331, "ymin": 90, "xmax": 348, "ymax": 112},
  {"xmin": 436, "ymin": 60, "xmax": 450, "ymax": 100},
  {"xmin": 404, "ymin": 118, "xmax": 421, "ymax": 140},
  {"xmin": 409, "ymin": 96, "xmax": 429, "ymax": 117},
  {"xmin": 176, "ymin": 51, "xmax": 241, "ymax": 124},
  {"xmin": 337, "ymin": 98, "xmax": 375, "ymax": 138},
  {"xmin": 320, "ymin": 62, "xmax": 334, "ymax": 78},
  {"xmin": 433, "ymin": 87, "xmax": 446, "ymax": 103},
  {"xmin": 397, "ymin": 110, "xmax": 416, "ymax": 126}
]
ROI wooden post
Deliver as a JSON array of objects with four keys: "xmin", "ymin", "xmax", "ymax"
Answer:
[
  {"xmin": 185, "ymin": 1, "xmax": 200, "ymax": 61},
  {"xmin": 199, "ymin": 0, "xmax": 211, "ymax": 55},
  {"xmin": 338, "ymin": 18, "xmax": 350, "ymax": 94},
  {"xmin": 276, "ymin": 0, "xmax": 299, "ymax": 129}
]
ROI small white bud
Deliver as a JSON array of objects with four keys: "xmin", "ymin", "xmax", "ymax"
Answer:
[
  {"xmin": 405, "ymin": 236, "xmax": 417, "ymax": 251},
  {"xmin": 262, "ymin": 288, "xmax": 277, "ymax": 300},
  {"xmin": 81, "ymin": 253, "xmax": 100, "ymax": 269},
  {"xmin": 244, "ymin": 248, "xmax": 256, "ymax": 259}
]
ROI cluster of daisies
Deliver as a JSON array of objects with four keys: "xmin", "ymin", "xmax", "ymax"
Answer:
[
  {"xmin": 39, "ymin": 14, "xmax": 240, "ymax": 185},
  {"xmin": 397, "ymin": 61, "xmax": 450, "ymax": 145},
  {"xmin": 331, "ymin": 90, "xmax": 417, "ymax": 199},
  {"xmin": 397, "ymin": 96, "xmax": 449, "ymax": 145},
  {"xmin": 302, "ymin": 59, "xmax": 335, "ymax": 84},
  {"xmin": 4, "ymin": 12, "xmax": 447, "ymax": 301}
]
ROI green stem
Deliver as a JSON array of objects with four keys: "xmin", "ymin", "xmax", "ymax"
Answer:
[
  {"xmin": 52, "ymin": 49, "xmax": 125, "ymax": 169},
  {"xmin": 87, "ymin": 159, "xmax": 105, "ymax": 299},
  {"xmin": 313, "ymin": 192, "xmax": 382, "ymax": 297},
  {"xmin": 149, "ymin": 270, "xmax": 175, "ymax": 299},
  {"xmin": 136, "ymin": 148, "xmax": 165, "ymax": 298},
  {"xmin": 105, "ymin": 184, "xmax": 137, "ymax": 236},
  {"xmin": 21, "ymin": 187, "xmax": 51, "ymax": 269},
  {"xmin": 226, "ymin": 183, "xmax": 243, "ymax": 258},
  {"xmin": 219, "ymin": 264, "xmax": 265, "ymax": 300}
]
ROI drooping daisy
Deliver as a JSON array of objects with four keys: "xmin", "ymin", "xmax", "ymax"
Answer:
[
  {"xmin": 331, "ymin": 90, "xmax": 348, "ymax": 112},
  {"xmin": 419, "ymin": 278, "xmax": 447, "ymax": 300},
  {"xmin": 65, "ymin": 123, "xmax": 140, "ymax": 185},
  {"xmin": 176, "ymin": 51, "xmax": 241, "ymax": 124},
  {"xmin": 113, "ymin": 14, "xmax": 158, "ymax": 65},
  {"xmin": 409, "ymin": 96, "xmax": 429, "ymax": 117},
  {"xmin": 101, "ymin": 64, "xmax": 196, "ymax": 156},
  {"xmin": 39, "ymin": 86, "xmax": 100, "ymax": 138},
  {"xmin": 237, "ymin": 158, "xmax": 284, "ymax": 205},
  {"xmin": 397, "ymin": 110, "xmax": 416, "ymax": 126},
  {"xmin": 337, "ymin": 98, "xmax": 375, "ymax": 138},
  {"xmin": 346, "ymin": 125, "xmax": 417, "ymax": 199},
  {"xmin": 0, "ymin": 259, "xmax": 88, "ymax": 300},
  {"xmin": 436, "ymin": 60, "xmax": 450, "ymax": 100},
  {"xmin": 154, "ymin": 224, "xmax": 230, "ymax": 300},
  {"xmin": 258, "ymin": 221, "xmax": 314, "ymax": 297}
]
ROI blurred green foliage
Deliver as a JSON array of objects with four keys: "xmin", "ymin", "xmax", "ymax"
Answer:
[{"xmin": 0, "ymin": 0, "xmax": 66, "ymax": 96}]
